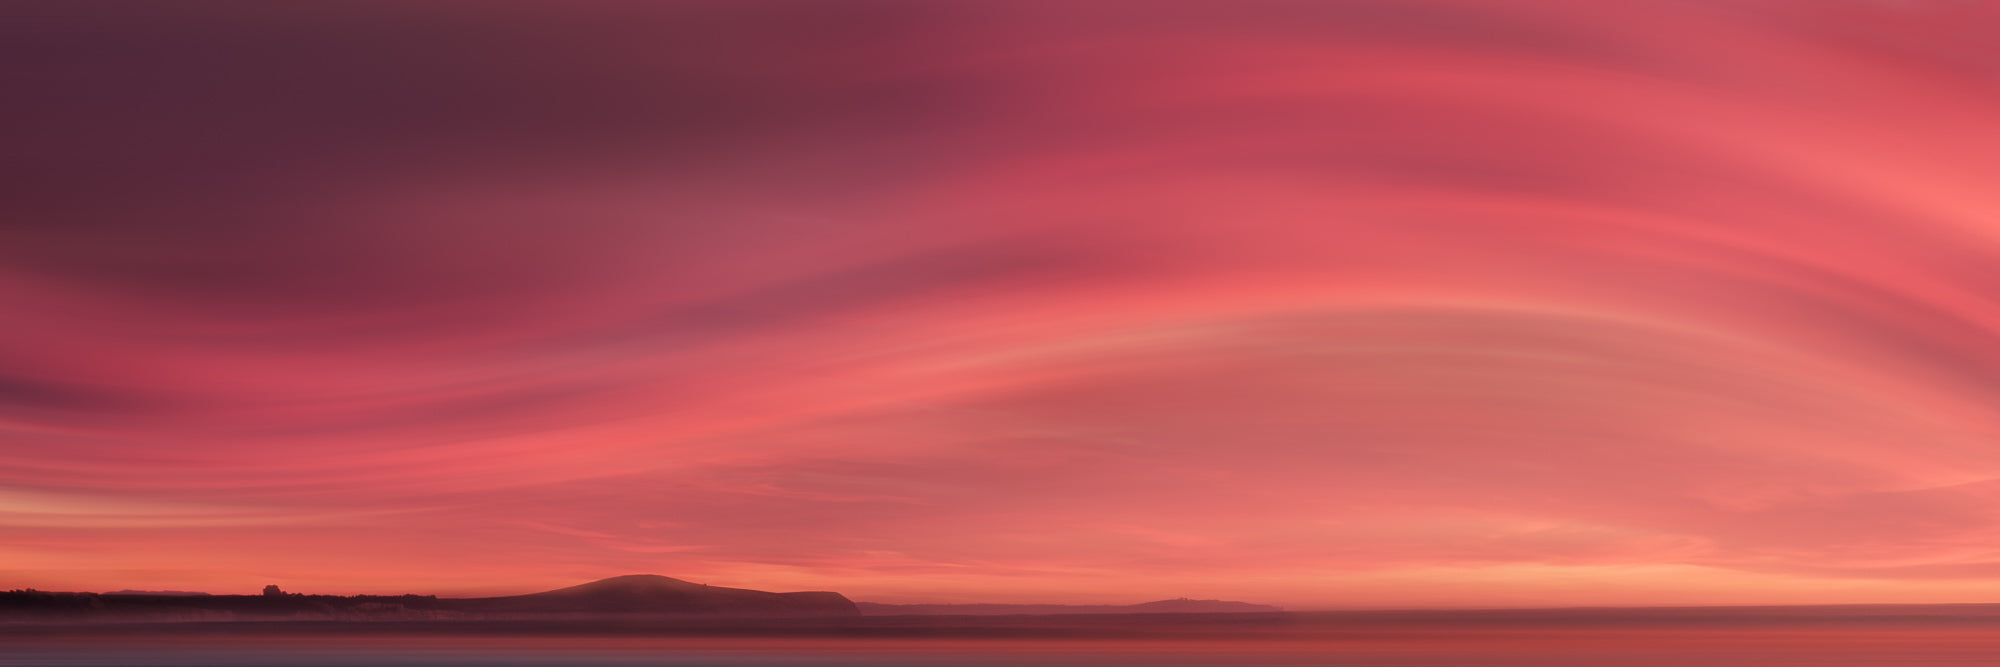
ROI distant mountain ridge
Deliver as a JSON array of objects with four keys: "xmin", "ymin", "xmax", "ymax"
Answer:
[
  {"xmin": 452, "ymin": 574, "xmax": 856, "ymax": 617},
  {"xmin": 857, "ymin": 598, "xmax": 1282, "ymax": 616},
  {"xmin": 10, "ymin": 576, "xmax": 1274, "ymax": 622},
  {"xmin": 3, "ymin": 575, "xmax": 856, "ymax": 621}
]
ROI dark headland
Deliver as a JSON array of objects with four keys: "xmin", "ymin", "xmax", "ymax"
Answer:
[
  {"xmin": 2, "ymin": 575, "xmax": 1287, "ymax": 625},
  {"xmin": 12, "ymin": 579, "xmax": 2000, "ymax": 643},
  {"xmin": 1, "ymin": 575, "xmax": 857, "ymax": 622}
]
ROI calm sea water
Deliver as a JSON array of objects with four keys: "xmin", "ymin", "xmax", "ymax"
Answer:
[{"xmin": 8, "ymin": 630, "xmax": 2000, "ymax": 667}]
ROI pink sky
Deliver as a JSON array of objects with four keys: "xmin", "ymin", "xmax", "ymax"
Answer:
[{"xmin": 8, "ymin": 0, "xmax": 2000, "ymax": 609}]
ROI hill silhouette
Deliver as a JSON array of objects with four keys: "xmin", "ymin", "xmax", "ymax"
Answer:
[
  {"xmin": 2, "ymin": 575, "xmax": 856, "ymax": 621},
  {"xmin": 447, "ymin": 575, "xmax": 856, "ymax": 617}
]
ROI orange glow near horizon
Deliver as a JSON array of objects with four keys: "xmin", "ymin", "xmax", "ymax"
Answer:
[{"xmin": 9, "ymin": 0, "xmax": 2000, "ymax": 610}]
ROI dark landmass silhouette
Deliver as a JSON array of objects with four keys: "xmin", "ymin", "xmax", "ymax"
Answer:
[
  {"xmin": 13, "ymin": 602, "xmax": 2000, "ymax": 642},
  {"xmin": 101, "ymin": 590, "xmax": 210, "ymax": 597},
  {"xmin": 857, "ymin": 598, "xmax": 1281, "ymax": 615},
  {"xmin": 1, "ymin": 575, "xmax": 856, "ymax": 622},
  {"xmin": 452, "ymin": 574, "xmax": 855, "ymax": 617}
]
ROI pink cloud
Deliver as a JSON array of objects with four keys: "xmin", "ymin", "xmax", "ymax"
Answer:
[{"xmin": 7, "ymin": 0, "xmax": 2000, "ymax": 608}]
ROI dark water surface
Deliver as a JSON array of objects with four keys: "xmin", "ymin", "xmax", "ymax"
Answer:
[
  {"xmin": 7, "ymin": 636, "xmax": 2000, "ymax": 667},
  {"xmin": 10, "ymin": 610, "xmax": 2000, "ymax": 665}
]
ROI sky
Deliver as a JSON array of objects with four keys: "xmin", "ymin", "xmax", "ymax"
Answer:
[{"xmin": 6, "ymin": 0, "xmax": 2000, "ymax": 610}]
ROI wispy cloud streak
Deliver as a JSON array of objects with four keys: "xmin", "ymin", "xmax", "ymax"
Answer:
[{"xmin": 6, "ymin": 0, "xmax": 2000, "ymax": 607}]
